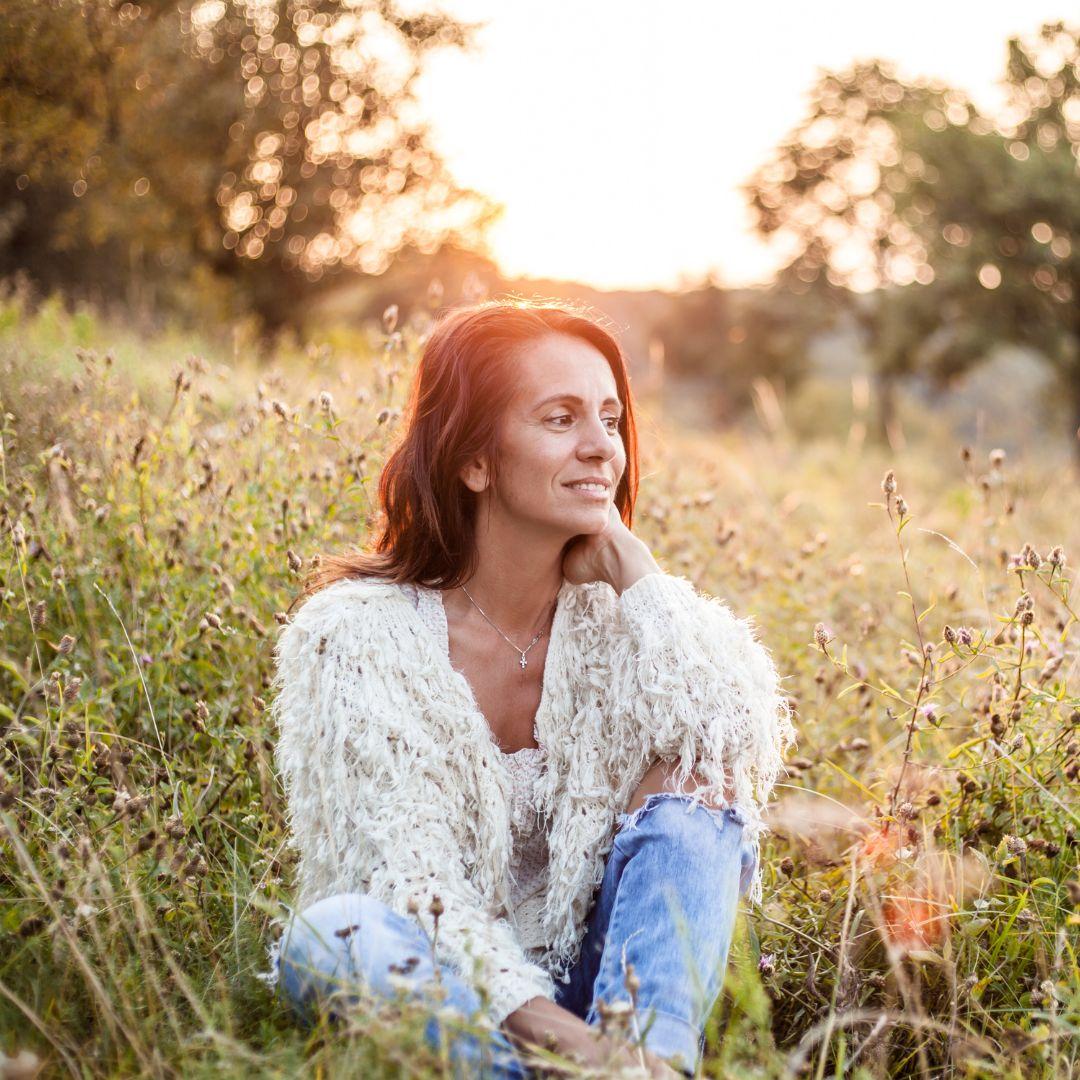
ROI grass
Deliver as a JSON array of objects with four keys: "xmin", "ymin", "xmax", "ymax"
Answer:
[{"xmin": 0, "ymin": 287, "xmax": 1077, "ymax": 1078}]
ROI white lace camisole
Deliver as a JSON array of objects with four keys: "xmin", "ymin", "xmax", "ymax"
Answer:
[{"xmin": 400, "ymin": 582, "xmax": 552, "ymax": 955}]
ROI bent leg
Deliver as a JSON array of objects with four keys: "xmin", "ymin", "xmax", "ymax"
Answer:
[
  {"xmin": 567, "ymin": 794, "xmax": 757, "ymax": 1075},
  {"xmin": 277, "ymin": 891, "xmax": 528, "ymax": 1078}
]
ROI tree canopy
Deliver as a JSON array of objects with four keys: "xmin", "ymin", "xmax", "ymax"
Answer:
[
  {"xmin": 745, "ymin": 21, "xmax": 1080, "ymax": 449},
  {"xmin": 0, "ymin": 0, "xmax": 495, "ymax": 328}
]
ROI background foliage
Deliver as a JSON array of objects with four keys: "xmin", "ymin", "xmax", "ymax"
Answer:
[{"xmin": 0, "ymin": 290, "xmax": 1078, "ymax": 1078}]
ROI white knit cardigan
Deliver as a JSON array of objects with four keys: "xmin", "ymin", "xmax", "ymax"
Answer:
[{"xmin": 271, "ymin": 570, "xmax": 795, "ymax": 1025}]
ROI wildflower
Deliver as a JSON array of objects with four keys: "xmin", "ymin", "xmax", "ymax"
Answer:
[
  {"xmin": 271, "ymin": 399, "xmax": 290, "ymax": 421},
  {"xmin": 758, "ymin": 952, "xmax": 776, "ymax": 977},
  {"xmin": 881, "ymin": 897, "xmax": 943, "ymax": 952},
  {"xmin": 56, "ymin": 634, "xmax": 76, "ymax": 655},
  {"xmin": 1005, "ymin": 835, "xmax": 1028, "ymax": 857},
  {"xmin": 957, "ymin": 627, "xmax": 974, "ymax": 647},
  {"xmin": 428, "ymin": 895, "xmax": 444, "ymax": 918},
  {"xmin": 943, "ymin": 625, "xmax": 957, "ymax": 645},
  {"xmin": 286, "ymin": 549, "xmax": 302, "ymax": 574},
  {"xmin": 818, "ymin": 888, "xmax": 833, "ymax": 903},
  {"xmin": 896, "ymin": 802, "xmax": 916, "ymax": 821},
  {"xmin": 376, "ymin": 407, "xmax": 391, "ymax": 425},
  {"xmin": 164, "ymin": 815, "xmax": 186, "ymax": 840},
  {"xmin": 895, "ymin": 494, "xmax": 909, "ymax": 518},
  {"xmin": 813, "ymin": 622, "xmax": 832, "ymax": 651},
  {"xmin": 319, "ymin": 391, "xmax": 334, "ymax": 413},
  {"xmin": 989, "ymin": 448, "xmax": 1006, "ymax": 468},
  {"xmin": 882, "ymin": 470, "xmax": 897, "ymax": 496},
  {"xmin": 779, "ymin": 856, "xmax": 795, "ymax": 876},
  {"xmin": 1048, "ymin": 545, "xmax": 1066, "ymax": 571}
]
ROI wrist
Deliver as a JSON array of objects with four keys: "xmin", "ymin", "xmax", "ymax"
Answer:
[{"xmin": 605, "ymin": 536, "xmax": 661, "ymax": 595}]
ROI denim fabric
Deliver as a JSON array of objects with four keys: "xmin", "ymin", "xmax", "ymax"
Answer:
[{"xmin": 277, "ymin": 793, "xmax": 757, "ymax": 1078}]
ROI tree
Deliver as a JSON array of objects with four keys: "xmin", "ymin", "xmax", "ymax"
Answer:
[
  {"xmin": 745, "ymin": 22, "xmax": 1080, "ymax": 454},
  {"xmin": 0, "ymin": 0, "xmax": 495, "ymax": 330}
]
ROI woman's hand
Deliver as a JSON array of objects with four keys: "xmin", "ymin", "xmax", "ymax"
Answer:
[{"xmin": 562, "ymin": 504, "xmax": 662, "ymax": 595}]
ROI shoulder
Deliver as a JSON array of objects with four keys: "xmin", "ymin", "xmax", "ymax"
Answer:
[
  {"xmin": 276, "ymin": 575, "xmax": 414, "ymax": 656},
  {"xmin": 291, "ymin": 575, "xmax": 408, "ymax": 626}
]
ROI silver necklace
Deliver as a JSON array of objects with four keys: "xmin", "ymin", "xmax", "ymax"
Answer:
[{"xmin": 459, "ymin": 584, "xmax": 558, "ymax": 671}]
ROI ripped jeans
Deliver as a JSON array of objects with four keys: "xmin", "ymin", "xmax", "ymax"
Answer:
[{"xmin": 276, "ymin": 793, "xmax": 758, "ymax": 1078}]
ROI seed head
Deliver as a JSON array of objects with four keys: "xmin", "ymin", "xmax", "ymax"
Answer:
[
  {"xmin": 779, "ymin": 856, "xmax": 795, "ymax": 876},
  {"xmin": 271, "ymin": 399, "xmax": 290, "ymax": 422},
  {"xmin": 813, "ymin": 622, "xmax": 832, "ymax": 651},
  {"xmin": 882, "ymin": 470, "xmax": 897, "ymax": 496},
  {"xmin": 1048, "ymin": 545, "xmax": 1066, "ymax": 570},
  {"xmin": 943, "ymin": 625, "xmax": 957, "ymax": 645},
  {"xmin": 895, "ymin": 494, "xmax": 909, "ymax": 518},
  {"xmin": 989, "ymin": 448, "xmax": 1006, "ymax": 468},
  {"xmin": 960, "ymin": 445, "xmax": 972, "ymax": 463},
  {"xmin": 428, "ymin": 895, "xmax": 444, "ymax": 918},
  {"xmin": 1005, "ymin": 834, "xmax": 1028, "ymax": 857},
  {"xmin": 57, "ymin": 634, "xmax": 76, "ymax": 655},
  {"xmin": 758, "ymin": 952, "xmax": 776, "ymax": 977},
  {"xmin": 318, "ymin": 391, "xmax": 334, "ymax": 413},
  {"xmin": 286, "ymin": 549, "xmax": 302, "ymax": 574}
]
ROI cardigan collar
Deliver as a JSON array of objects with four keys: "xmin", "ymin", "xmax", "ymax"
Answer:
[{"xmin": 410, "ymin": 578, "xmax": 576, "ymax": 759}]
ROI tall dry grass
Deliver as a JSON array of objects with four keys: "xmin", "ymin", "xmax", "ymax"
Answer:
[{"xmin": 0, "ymin": 288, "xmax": 1077, "ymax": 1078}]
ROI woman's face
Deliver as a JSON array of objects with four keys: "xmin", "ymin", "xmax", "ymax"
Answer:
[{"xmin": 465, "ymin": 332, "xmax": 627, "ymax": 539}]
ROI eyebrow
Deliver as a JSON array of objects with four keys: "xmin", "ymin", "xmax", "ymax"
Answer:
[{"xmin": 533, "ymin": 393, "xmax": 624, "ymax": 412}]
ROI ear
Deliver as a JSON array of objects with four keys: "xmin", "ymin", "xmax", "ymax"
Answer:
[{"xmin": 459, "ymin": 455, "xmax": 491, "ymax": 494}]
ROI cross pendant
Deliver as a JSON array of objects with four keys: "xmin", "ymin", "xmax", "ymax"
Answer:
[{"xmin": 519, "ymin": 654, "xmax": 528, "ymax": 670}]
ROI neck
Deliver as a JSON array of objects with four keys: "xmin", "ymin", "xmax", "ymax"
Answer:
[{"xmin": 453, "ymin": 515, "xmax": 568, "ymax": 637}]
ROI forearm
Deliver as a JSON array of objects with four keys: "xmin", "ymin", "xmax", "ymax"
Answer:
[
  {"xmin": 599, "ymin": 533, "xmax": 662, "ymax": 596},
  {"xmin": 502, "ymin": 996, "xmax": 671, "ymax": 1075}
]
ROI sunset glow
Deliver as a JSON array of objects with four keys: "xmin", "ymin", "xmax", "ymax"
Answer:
[{"xmin": 415, "ymin": 0, "xmax": 1076, "ymax": 290}]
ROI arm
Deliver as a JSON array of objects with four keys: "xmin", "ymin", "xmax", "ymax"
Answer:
[
  {"xmin": 609, "ymin": 567, "xmax": 796, "ymax": 861},
  {"xmin": 271, "ymin": 587, "xmax": 555, "ymax": 1025},
  {"xmin": 504, "ymin": 997, "xmax": 681, "ymax": 1078}
]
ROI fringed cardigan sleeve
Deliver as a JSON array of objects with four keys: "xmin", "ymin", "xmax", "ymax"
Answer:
[
  {"xmin": 271, "ymin": 587, "xmax": 556, "ymax": 1025},
  {"xmin": 608, "ymin": 571, "xmax": 796, "ymax": 903}
]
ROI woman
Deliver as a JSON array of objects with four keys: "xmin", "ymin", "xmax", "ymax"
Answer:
[{"xmin": 270, "ymin": 300, "xmax": 795, "ymax": 1077}]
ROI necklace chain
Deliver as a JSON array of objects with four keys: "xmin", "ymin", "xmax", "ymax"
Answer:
[{"xmin": 459, "ymin": 584, "xmax": 558, "ymax": 671}]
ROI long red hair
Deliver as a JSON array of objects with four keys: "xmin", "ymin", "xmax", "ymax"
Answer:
[{"xmin": 293, "ymin": 299, "xmax": 641, "ymax": 607}]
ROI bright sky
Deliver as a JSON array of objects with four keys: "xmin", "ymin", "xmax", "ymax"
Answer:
[{"xmin": 413, "ymin": 2, "xmax": 1075, "ymax": 291}]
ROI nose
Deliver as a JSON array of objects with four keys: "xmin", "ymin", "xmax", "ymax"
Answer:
[{"xmin": 576, "ymin": 413, "xmax": 618, "ymax": 464}]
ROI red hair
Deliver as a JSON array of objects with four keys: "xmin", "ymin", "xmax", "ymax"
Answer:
[{"xmin": 294, "ymin": 299, "xmax": 641, "ymax": 606}]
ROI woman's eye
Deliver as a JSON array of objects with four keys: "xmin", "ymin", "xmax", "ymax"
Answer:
[{"xmin": 549, "ymin": 415, "xmax": 621, "ymax": 431}]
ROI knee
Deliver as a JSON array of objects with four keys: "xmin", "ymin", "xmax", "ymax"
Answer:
[{"xmin": 620, "ymin": 793, "xmax": 743, "ymax": 860}]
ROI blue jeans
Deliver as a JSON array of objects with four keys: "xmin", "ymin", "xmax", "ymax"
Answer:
[{"xmin": 277, "ymin": 793, "xmax": 757, "ymax": 1077}]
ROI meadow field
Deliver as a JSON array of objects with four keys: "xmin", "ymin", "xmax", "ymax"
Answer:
[{"xmin": 1, "ymin": 291, "xmax": 1078, "ymax": 1079}]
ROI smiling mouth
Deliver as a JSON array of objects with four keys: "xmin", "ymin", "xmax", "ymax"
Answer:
[{"xmin": 564, "ymin": 482, "xmax": 610, "ymax": 498}]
